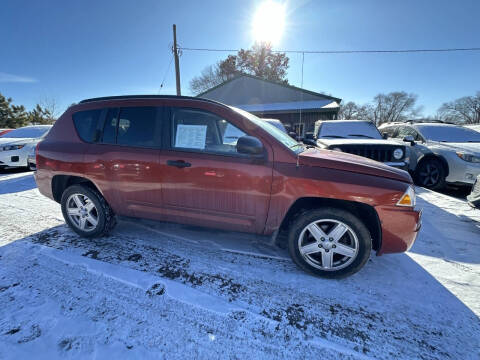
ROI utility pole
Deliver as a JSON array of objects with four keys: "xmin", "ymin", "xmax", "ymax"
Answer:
[{"xmin": 172, "ymin": 24, "xmax": 181, "ymax": 95}]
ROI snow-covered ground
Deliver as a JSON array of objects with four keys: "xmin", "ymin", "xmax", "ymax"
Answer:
[{"xmin": 0, "ymin": 171, "xmax": 479, "ymax": 359}]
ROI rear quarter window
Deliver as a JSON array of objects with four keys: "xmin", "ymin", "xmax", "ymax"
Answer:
[{"xmin": 73, "ymin": 109, "xmax": 102, "ymax": 142}]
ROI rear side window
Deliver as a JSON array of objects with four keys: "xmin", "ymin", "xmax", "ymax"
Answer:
[
  {"xmin": 73, "ymin": 110, "xmax": 102, "ymax": 142},
  {"xmin": 116, "ymin": 107, "xmax": 160, "ymax": 148}
]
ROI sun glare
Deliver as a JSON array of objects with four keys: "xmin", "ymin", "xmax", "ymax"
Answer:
[{"xmin": 252, "ymin": 1, "xmax": 286, "ymax": 45}]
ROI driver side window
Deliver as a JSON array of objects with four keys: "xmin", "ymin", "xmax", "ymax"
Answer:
[{"xmin": 171, "ymin": 108, "xmax": 247, "ymax": 154}]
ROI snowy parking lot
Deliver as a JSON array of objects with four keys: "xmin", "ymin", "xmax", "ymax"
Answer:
[{"xmin": 0, "ymin": 170, "xmax": 479, "ymax": 359}]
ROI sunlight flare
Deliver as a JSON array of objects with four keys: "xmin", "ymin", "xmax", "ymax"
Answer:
[{"xmin": 251, "ymin": 0, "xmax": 286, "ymax": 45}]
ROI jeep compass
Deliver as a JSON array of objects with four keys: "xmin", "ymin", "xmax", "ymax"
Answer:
[{"xmin": 35, "ymin": 95, "xmax": 422, "ymax": 278}]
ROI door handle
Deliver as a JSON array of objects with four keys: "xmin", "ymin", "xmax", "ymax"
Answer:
[{"xmin": 167, "ymin": 160, "xmax": 191, "ymax": 168}]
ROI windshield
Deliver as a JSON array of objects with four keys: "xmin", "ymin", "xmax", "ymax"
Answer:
[
  {"xmin": 318, "ymin": 121, "xmax": 382, "ymax": 139},
  {"xmin": 2, "ymin": 126, "xmax": 50, "ymax": 139},
  {"xmin": 230, "ymin": 107, "xmax": 302, "ymax": 152},
  {"xmin": 416, "ymin": 125, "xmax": 480, "ymax": 142}
]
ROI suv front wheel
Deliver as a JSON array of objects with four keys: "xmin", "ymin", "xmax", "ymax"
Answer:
[
  {"xmin": 288, "ymin": 208, "xmax": 372, "ymax": 278},
  {"xmin": 61, "ymin": 184, "xmax": 116, "ymax": 237}
]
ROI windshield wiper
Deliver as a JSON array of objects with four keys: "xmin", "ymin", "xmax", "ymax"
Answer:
[
  {"xmin": 348, "ymin": 134, "xmax": 375, "ymax": 139},
  {"xmin": 320, "ymin": 135, "xmax": 345, "ymax": 139}
]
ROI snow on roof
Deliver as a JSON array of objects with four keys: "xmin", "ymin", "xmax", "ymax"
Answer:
[{"xmin": 236, "ymin": 100, "xmax": 339, "ymax": 113}]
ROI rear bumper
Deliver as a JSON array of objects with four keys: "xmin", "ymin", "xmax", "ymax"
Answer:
[
  {"xmin": 376, "ymin": 205, "xmax": 422, "ymax": 255},
  {"xmin": 34, "ymin": 169, "xmax": 55, "ymax": 201}
]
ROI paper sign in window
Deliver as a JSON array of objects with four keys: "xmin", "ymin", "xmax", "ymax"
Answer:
[{"xmin": 175, "ymin": 124, "xmax": 207, "ymax": 149}]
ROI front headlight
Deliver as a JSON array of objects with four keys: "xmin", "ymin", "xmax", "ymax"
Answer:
[
  {"xmin": 393, "ymin": 148, "xmax": 404, "ymax": 160},
  {"xmin": 1, "ymin": 144, "xmax": 25, "ymax": 151},
  {"xmin": 397, "ymin": 185, "xmax": 416, "ymax": 207},
  {"xmin": 456, "ymin": 152, "xmax": 480, "ymax": 163}
]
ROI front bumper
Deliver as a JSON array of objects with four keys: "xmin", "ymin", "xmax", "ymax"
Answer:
[
  {"xmin": 445, "ymin": 156, "xmax": 480, "ymax": 185},
  {"xmin": 376, "ymin": 205, "xmax": 422, "ymax": 255},
  {"xmin": 0, "ymin": 147, "xmax": 29, "ymax": 168}
]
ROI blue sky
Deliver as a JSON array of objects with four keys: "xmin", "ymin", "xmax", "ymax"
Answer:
[{"xmin": 2, "ymin": 0, "xmax": 479, "ymax": 115}]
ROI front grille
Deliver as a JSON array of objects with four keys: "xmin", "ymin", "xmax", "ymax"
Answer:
[{"xmin": 332, "ymin": 145, "xmax": 404, "ymax": 162}]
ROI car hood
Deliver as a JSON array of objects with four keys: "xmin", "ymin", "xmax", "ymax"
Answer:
[
  {"xmin": 317, "ymin": 138, "xmax": 403, "ymax": 147},
  {"xmin": 0, "ymin": 138, "xmax": 39, "ymax": 146},
  {"xmin": 429, "ymin": 141, "xmax": 480, "ymax": 155},
  {"xmin": 299, "ymin": 148, "xmax": 412, "ymax": 183}
]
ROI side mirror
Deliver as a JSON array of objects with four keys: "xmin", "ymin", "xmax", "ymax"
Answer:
[
  {"xmin": 382, "ymin": 132, "xmax": 389, "ymax": 139},
  {"xmin": 236, "ymin": 135, "xmax": 264, "ymax": 155},
  {"xmin": 403, "ymin": 135, "xmax": 415, "ymax": 145}
]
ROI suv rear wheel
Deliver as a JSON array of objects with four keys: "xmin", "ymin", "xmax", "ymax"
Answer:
[
  {"xmin": 61, "ymin": 184, "xmax": 116, "ymax": 237},
  {"xmin": 288, "ymin": 208, "xmax": 371, "ymax": 278}
]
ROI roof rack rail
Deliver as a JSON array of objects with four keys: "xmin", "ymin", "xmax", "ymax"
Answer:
[{"xmin": 78, "ymin": 94, "xmax": 225, "ymax": 106}]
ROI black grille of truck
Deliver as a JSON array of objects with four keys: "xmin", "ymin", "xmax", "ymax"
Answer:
[{"xmin": 331, "ymin": 145, "xmax": 404, "ymax": 162}]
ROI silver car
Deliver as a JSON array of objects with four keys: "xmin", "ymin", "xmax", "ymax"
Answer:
[{"xmin": 379, "ymin": 122, "xmax": 480, "ymax": 190}]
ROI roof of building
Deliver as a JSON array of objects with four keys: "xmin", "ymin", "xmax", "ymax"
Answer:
[
  {"xmin": 236, "ymin": 100, "xmax": 340, "ymax": 113},
  {"xmin": 197, "ymin": 74, "xmax": 341, "ymax": 112}
]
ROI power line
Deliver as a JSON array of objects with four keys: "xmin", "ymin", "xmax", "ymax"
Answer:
[
  {"xmin": 178, "ymin": 46, "xmax": 480, "ymax": 54},
  {"xmin": 158, "ymin": 55, "xmax": 174, "ymax": 94}
]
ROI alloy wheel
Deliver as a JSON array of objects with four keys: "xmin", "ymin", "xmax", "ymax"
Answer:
[
  {"xmin": 297, "ymin": 219, "xmax": 359, "ymax": 271},
  {"xmin": 66, "ymin": 193, "xmax": 99, "ymax": 232},
  {"xmin": 419, "ymin": 162, "xmax": 440, "ymax": 187}
]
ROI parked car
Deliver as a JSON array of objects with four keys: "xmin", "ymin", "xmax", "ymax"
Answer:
[
  {"xmin": 467, "ymin": 175, "xmax": 480, "ymax": 208},
  {"xmin": 0, "ymin": 129, "xmax": 13, "ymax": 137},
  {"xmin": 379, "ymin": 122, "xmax": 480, "ymax": 190},
  {"xmin": 313, "ymin": 120, "xmax": 409, "ymax": 170},
  {"xmin": 35, "ymin": 95, "xmax": 421, "ymax": 278},
  {"xmin": 0, "ymin": 125, "xmax": 52, "ymax": 170}
]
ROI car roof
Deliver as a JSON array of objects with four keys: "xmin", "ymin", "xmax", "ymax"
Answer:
[
  {"xmin": 79, "ymin": 94, "xmax": 225, "ymax": 107},
  {"xmin": 412, "ymin": 123, "xmax": 459, "ymax": 127}
]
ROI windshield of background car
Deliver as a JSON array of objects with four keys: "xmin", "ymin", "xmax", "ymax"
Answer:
[
  {"xmin": 265, "ymin": 120, "xmax": 287, "ymax": 133},
  {"xmin": 2, "ymin": 126, "xmax": 51, "ymax": 139},
  {"xmin": 318, "ymin": 121, "xmax": 382, "ymax": 139},
  {"xmin": 415, "ymin": 125, "xmax": 480, "ymax": 142},
  {"xmin": 230, "ymin": 106, "xmax": 302, "ymax": 152}
]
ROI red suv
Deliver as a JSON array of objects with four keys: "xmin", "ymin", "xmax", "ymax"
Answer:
[{"xmin": 35, "ymin": 95, "xmax": 421, "ymax": 278}]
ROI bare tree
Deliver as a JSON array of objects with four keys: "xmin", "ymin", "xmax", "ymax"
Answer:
[
  {"xmin": 189, "ymin": 62, "xmax": 237, "ymax": 95},
  {"xmin": 189, "ymin": 43, "xmax": 289, "ymax": 95},
  {"xmin": 370, "ymin": 92, "xmax": 421, "ymax": 125},
  {"xmin": 39, "ymin": 97, "xmax": 59, "ymax": 121},
  {"xmin": 438, "ymin": 91, "xmax": 480, "ymax": 124},
  {"xmin": 338, "ymin": 101, "xmax": 371, "ymax": 120}
]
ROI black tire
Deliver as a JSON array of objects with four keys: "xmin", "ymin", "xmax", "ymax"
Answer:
[
  {"xmin": 61, "ymin": 184, "xmax": 116, "ymax": 237},
  {"xmin": 288, "ymin": 208, "xmax": 372, "ymax": 279},
  {"xmin": 415, "ymin": 158, "xmax": 446, "ymax": 191}
]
